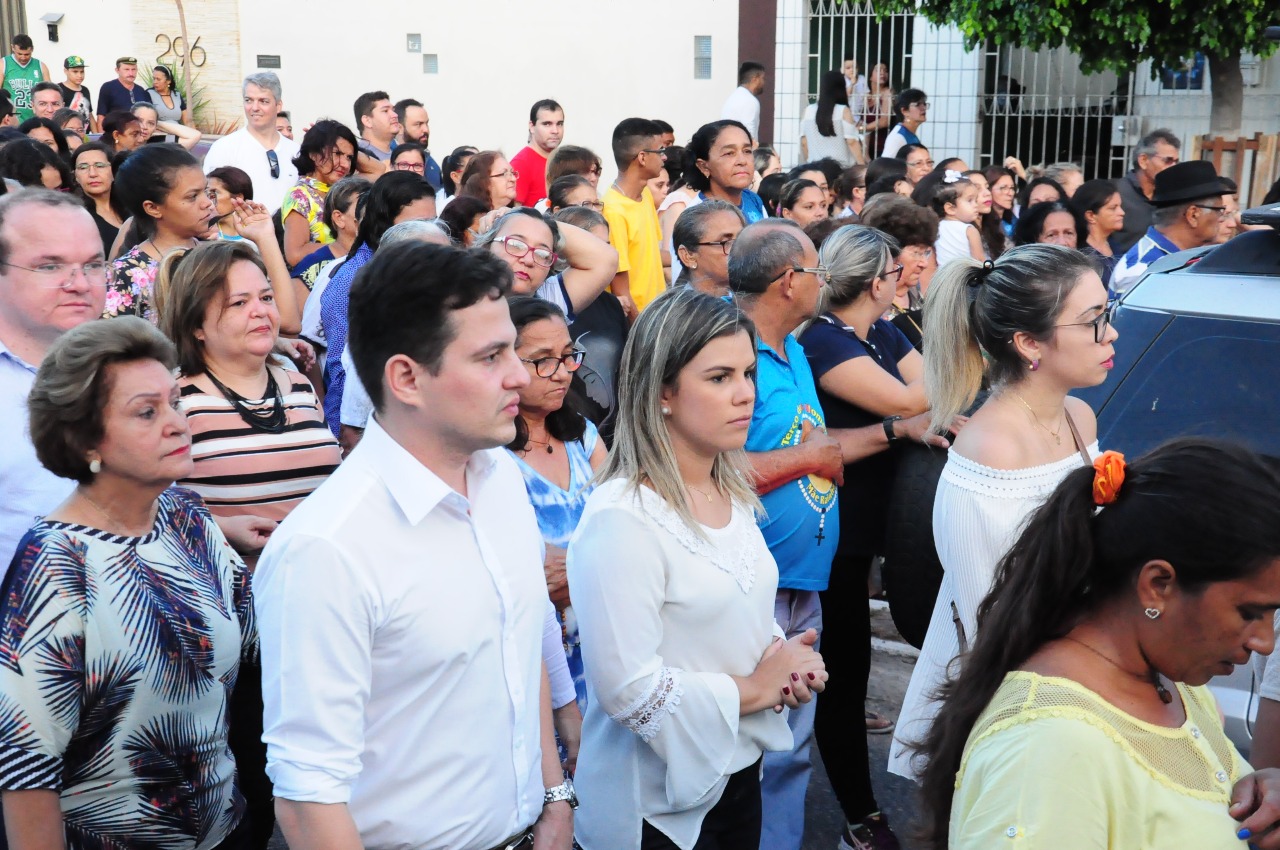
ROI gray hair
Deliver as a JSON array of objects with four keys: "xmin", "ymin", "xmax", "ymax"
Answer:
[
  {"xmin": 380, "ymin": 218, "xmax": 451, "ymax": 247},
  {"xmin": 242, "ymin": 72, "xmax": 282, "ymax": 102},
  {"xmin": 1133, "ymin": 128, "xmax": 1181, "ymax": 169},
  {"xmin": 727, "ymin": 220, "xmax": 806, "ymax": 296},
  {"xmin": 1042, "ymin": 162, "xmax": 1082, "ymax": 184},
  {"xmin": 0, "ymin": 189, "xmax": 89, "ymax": 267},
  {"xmin": 673, "ymin": 200, "xmax": 745, "ymax": 285},
  {"xmin": 819, "ymin": 224, "xmax": 898, "ymax": 309},
  {"xmin": 597, "ymin": 286, "xmax": 762, "ymax": 537}
]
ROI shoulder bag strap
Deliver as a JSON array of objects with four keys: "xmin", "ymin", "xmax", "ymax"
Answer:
[{"xmin": 1064, "ymin": 409, "xmax": 1092, "ymax": 468}]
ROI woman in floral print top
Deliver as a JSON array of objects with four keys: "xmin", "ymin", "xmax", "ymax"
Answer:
[{"xmin": 280, "ymin": 120, "xmax": 358, "ymax": 268}]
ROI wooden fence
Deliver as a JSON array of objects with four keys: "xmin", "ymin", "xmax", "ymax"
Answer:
[{"xmin": 1191, "ymin": 132, "xmax": 1280, "ymax": 208}]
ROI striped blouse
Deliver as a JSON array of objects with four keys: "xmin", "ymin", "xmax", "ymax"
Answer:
[{"xmin": 178, "ymin": 367, "xmax": 342, "ymax": 521}]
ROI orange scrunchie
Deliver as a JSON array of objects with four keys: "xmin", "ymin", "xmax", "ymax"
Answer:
[{"xmin": 1092, "ymin": 450, "xmax": 1127, "ymax": 506}]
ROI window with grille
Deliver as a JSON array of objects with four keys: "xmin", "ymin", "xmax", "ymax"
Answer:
[{"xmin": 694, "ymin": 36, "xmax": 712, "ymax": 80}]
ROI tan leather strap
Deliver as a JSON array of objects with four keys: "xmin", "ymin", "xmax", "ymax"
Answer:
[{"xmin": 1064, "ymin": 408, "xmax": 1092, "ymax": 468}]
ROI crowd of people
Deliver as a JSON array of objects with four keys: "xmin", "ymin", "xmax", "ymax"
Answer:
[{"xmin": 2, "ymin": 33, "xmax": 1280, "ymax": 850}]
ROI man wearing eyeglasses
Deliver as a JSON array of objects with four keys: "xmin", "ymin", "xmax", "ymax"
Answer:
[
  {"xmin": 1113, "ymin": 128, "xmax": 1182, "ymax": 254},
  {"xmin": 202, "ymin": 72, "xmax": 299, "ymax": 214},
  {"xmin": 602, "ymin": 118, "xmax": 667, "ymax": 319},
  {"xmin": 512, "ymin": 99, "xmax": 565, "ymax": 208},
  {"xmin": 0, "ymin": 190, "xmax": 106, "ymax": 576},
  {"xmin": 1112, "ymin": 160, "xmax": 1231, "ymax": 295}
]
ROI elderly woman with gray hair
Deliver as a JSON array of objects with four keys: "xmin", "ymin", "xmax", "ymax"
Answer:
[
  {"xmin": 671, "ymin": 199, "xmax": 746, "ymax": 295},
  {"xmin": 0, "ymin": 317, "xmax": 255, "ymax": 848},
  {"xmin": 796, "ymin": 224, "xmax": 945, "ymax": 849}
]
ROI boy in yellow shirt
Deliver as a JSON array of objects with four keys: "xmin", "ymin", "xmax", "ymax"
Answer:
[{"xmin": 602, "ymin": 118, "xmax": 667, "ymax": 318}]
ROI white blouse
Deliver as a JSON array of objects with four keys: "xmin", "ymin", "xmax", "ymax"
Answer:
[
  {"xmin": 888, "ymin": 443, "xmax": 1098, "ymax": 780},
  {"xmin": 567, "ymin": 479, "xmax": 793, "ymax": 850}
]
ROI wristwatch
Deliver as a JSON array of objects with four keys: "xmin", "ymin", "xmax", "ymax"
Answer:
[
  {"xmin": 544, "ymin": 778, "xmax": 579, "ymax": 809},
  {"xmin": 883, "ymin": 415, "xmax": 902, "ymax": 444}
]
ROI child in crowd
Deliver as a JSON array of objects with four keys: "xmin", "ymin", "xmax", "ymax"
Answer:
[{"xmin": 930, "ymin": 174, "xmax": 984, "ymax": 265}]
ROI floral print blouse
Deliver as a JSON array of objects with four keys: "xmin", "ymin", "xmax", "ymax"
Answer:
[
  {"xmin": 105, "ymin": 245, "xmax": 160, "ymax": 323},
  {"xmin": 280, "ymin": 177, "xmax": 334, "ymax": 254}
]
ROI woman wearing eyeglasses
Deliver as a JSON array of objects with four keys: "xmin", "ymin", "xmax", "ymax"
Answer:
[
  {"xmin": 458, "ymin": 150, "xmax": 519, "ymax": 211},
  {"xmin": 889, "ymin": 245, "xmax": 1118, "ymax": 782},
  {"xmin": 72, "ymin": 142, "xmax": 126, "ymax": 254},
  {"xmin": 389, "ymin": 142, "xmax": 427, "ymax": 178},
  {"xmin": 796, "ymin": 226, "xmax": 939, "ymax": 848},
  {"xmin": 505, "ymin": 297, "xmax": 606, "ymax": 762},
  {"xmin": 672, "ymin": 199, "xmax": 745, "ymax": 296},
  {"xmin": 474, "ymin": 208, "xmax": 617, "ymax": 321}
]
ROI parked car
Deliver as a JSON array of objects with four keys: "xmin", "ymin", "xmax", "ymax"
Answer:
[{"xmin": 1077, "ymin": 216, "xmax": 1280, "ymax": 759}]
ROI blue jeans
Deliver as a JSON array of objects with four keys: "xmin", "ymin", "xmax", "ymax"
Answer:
[{"xmin": 759, "ymin": 589, "xmax": 823, "ymax": 850}]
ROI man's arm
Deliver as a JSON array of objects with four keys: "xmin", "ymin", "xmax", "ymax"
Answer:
[
  {"xmin": 275, "ymin": 801, "xmax": 363, "ymax": 850},
  {"xmin": 531, "ymin": 663, "xmax": 574, "ymax": 849},
  {"xmin": 747, "ymin": 420, "xmax": 844, "ymax": 493}
]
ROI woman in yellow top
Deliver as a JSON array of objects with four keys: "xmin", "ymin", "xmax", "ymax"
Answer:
[
  {"xmin": 915, "ymin": 439, "xmax": 1280, "ymax": 849},
  {"xmin": 281, "ymin": 119, "xmax": 358, "ymax": 268}
]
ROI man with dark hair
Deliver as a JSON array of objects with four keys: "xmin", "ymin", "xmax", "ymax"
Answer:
[
  {"xmin": 602, "ymin": 117, "xmax": 666, "ymax": 319},
  {"xmin": 2, "ymin": 34, "xmax": 51, "ymax": 123},
  {"xmin": 730, "ymin": 219, "xmax": 940, "ymax": 850},
  {"xmin": 1112, "ymin": 160, "xmax": 1230, "ymax": 294},
  {"xmin": 276, "ymin": 110, "xmax": 293, "ymax": 140},
  {"xmin": 58, "ymin": 55, "xmax": 95, "ymax": 132},
  {"xmin": 95, "ymin": 56, "xmax": 150, "ymax": 116},
  {"xmin": 354, "ymin": 90, "xmax": 402, "ymax": 170},
  {"xmin": 721, "ymin": 61, "xmax": 767, "ymax": 142},
  {"xmin": 258, "ymin": 241, "xmax": 575, "ymax": 850},
  {"xmin": 1113, "ymin": 127, "xmax": 1182, "ymax": 254},
  {"xmin": 30, "ymin": 80, "xmax": 62, "ymax": 120},
  {"xmin": 512, "ymin": 98, "xmax": 565, "ymax": 208},
  {"xmin": 394, "ymin": 97, "xmax": 442, "ymax": 190},
  {"xmin": 0, "ymin": 190, "xmax": 105, "ymax": 574},
  {"xmin": 652, "ymin": 118, "xmax": 675, "ymax": 150}
]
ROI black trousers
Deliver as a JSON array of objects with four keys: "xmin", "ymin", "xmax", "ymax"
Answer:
[
  {"xmin": 813, "ymin": 554, "xmax": 880, "ymax": 824},
  {"xmin": 228, "ymin": 658, "xmax": 275, "ymax": 850},
  {"xmin": 640, "ymin": 759, "xmax": 762, "ymax": 850}
]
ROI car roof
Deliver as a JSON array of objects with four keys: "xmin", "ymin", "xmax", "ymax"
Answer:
[{"xmin": 1123, "ymin": 229, "xmax": 1280, "ymax": 323}]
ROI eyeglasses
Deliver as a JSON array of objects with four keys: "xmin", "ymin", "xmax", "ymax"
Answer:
[
  {"xmin": 496, "ymin": 236, "xmax": 557, "ymax": 268},
  {"xmin": 899, "ymin": 246, "xmax": 933, "ymax": 259},
  {"xmin": 266, "ymin": 150, "xmax": 280, "ymax": 179},
  {"xmin": 789, "ymin": 266, "xmax": 832, "ymax": 285},
  {"xmin": 1149, "ymin": 155, "xmax": 1180, "ymax": 166},
  {"xmin": 75, "ymin": 162, "xmax": 111, "ymax": 172},
  {"xmin": 697, "ymin": 238, "xmax": 736, "ymax": 255},
  {"xmin": 394, "ymin": 161, "xmax": 425, "ymax": 173},
  {"xmin": 1193, "ymin": 204, "xmax": 1228, "ymax": 216},
  {"xmin": 880, "ymin": 263, "xmax": 905, "ymax": 283},
  {"xmin": 910, "ymin": 101, "xmax": 930, "ymax": 109},
  {"xmin": 491, "ymin": 168, "xmax": 519, "ymax": 180},
  {"xmin": 1055, "ymin": 302, "xmax": 1115, "ymax": 344},
  {"xmin": 574, "ymin": 200, "xmax": 604, "ymax": 211},
  {"xmin": 641, "ymin": 148, "xmax": 668, "ymax": 157},
  {"xmin": 3, "ymin": 260, "xmax": 109, "ymax": 286},
  {"xmin": 906, "ymin": 158, "xmax": 934, "ymax": 169},
  {"xmin": 521, "ymin": 347, "xmax": 586, "ymax": 378}
]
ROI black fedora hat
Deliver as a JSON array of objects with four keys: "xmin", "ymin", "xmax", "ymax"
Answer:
[{"xmin": 1151, "ymin": 161, "xmax": 1232, "ymax": 207}]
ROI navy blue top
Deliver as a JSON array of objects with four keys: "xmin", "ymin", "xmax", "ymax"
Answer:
[{"xmin": 96, "ymin": 79, "xmax": 150, "ymax": 116}]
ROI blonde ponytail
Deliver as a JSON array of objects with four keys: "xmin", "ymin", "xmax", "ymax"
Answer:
[{"xmin": 922, "ymin": 257, "xmax": 985, "ymax": 433}]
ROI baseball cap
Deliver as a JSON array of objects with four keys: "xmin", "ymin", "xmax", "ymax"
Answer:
[{"xmin": 64, "ymin": 55, "xmax": 85, "ymax": 69}]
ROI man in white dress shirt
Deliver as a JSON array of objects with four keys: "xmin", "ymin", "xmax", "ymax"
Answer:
[
  {"xmin": 255, "ymin": 242, "xmax": 574, "ymax": 850},
  {"xmin": 721, "ymin": 61, "xmax": 767, "ymax": 143},
  {"xmin": 201, "ymin": 72, "xmax": 299, "ymax": 214},
  {"xmin": 0, "ymin": 190, "xmax": 105, "ymax": 575}
]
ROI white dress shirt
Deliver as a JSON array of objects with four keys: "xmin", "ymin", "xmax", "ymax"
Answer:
[
  {"xmin": 0, "ymin": 338, "xmax": 74, "ymax": 576},
  {"xmin": 567, "ymin": 479, "xmax": 793, "ymax": 849},
  {"xmin": 255, "ymin": 416, "xmax": 551, "ymax": 850},
  {"xmin": 202, "ymin": 127, "xmax": 300, "ymax": 214},
  {"xmin": 720, "ymin": 86, "xmax": 761, "ymax": 143}
]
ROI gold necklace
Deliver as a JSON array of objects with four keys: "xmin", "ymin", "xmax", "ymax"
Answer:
[
  {"xmin": 1009, "ymin": 391, "xmax": 1063, "ymax": 445},
  {"xmin": 686, "ymin": 483, "xmax": 718, "ymax": 504},
  {"xmin": 78, "ymin": 488, "xmax": 154, "ymax": 536},
  {"xmin": 1063, "ymin": 635, "xmax": 1173, "ymax": 705}
]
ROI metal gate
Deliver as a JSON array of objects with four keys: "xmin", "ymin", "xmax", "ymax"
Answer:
[
  {"xmin": 979, "ymin": 42, "xmax": 1136, "ymax": 180},
  {"xmin": 807, "ymin": 0, "xmax": 915, "ymax": 122}
]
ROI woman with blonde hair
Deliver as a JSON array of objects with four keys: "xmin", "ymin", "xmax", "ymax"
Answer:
[
  {"xmin": 889, "ymin": 245, "xmax": 1118, "ymax": 780},
  {"xmin": 568, "ymin": 287, "xmax": 826, "ymax": 849}
]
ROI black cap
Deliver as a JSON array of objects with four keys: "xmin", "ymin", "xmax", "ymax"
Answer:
[{"xmin": 1151, "ymin": 161, "xmax": 1233, "ymax": 207}]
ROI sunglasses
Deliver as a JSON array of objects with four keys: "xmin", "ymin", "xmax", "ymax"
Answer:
[{"xmin": 267, "ymin": 150, "xmax": 280, "ymax": 179}]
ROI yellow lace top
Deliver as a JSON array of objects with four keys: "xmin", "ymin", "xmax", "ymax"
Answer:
[{"xmin": 950, "ymin": 672, "xmax": 1249, "ymax": 849}]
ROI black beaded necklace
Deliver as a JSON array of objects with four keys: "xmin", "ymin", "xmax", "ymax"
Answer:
[{"xmin": 206, "ymin": 369, "xmax": 287, "ymax": 434}]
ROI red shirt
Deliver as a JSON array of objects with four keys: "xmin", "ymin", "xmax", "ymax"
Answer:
[{"xmin": 511, "ymin": 146, "xmax": 550, "ymax": 207}]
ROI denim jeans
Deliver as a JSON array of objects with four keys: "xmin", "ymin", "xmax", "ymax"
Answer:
[{"xmin": 758, "ymin": 588, "xmax": 823, "ymax": 850}]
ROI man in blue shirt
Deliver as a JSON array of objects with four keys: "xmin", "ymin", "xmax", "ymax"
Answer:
[
  {"xmin": 729, "ymin": 220, "xmax": 947, "ymax": 850},
  {"xmin": 95, "ymin": 57, "xmax": 149, "ymax": 116},
  {"xmin": 1112, "ymin": 160, "xmax": 1229, "ymax": 294}
]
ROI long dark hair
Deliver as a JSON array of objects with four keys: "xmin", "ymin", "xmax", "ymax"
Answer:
[
  {"xmin": 917, "ymin": 438, "xmax": 1280, "ymax": 848},
  {"xmin": 354, "ymin": 170, "xmax": 436, "ymax": 251},
  {"xmin": 506, "ymin": 296, "xmax": 587, "ymax": 451},
  {"xmin": 964, "ymin": 169, "xmax": 1007, "ymax": 260},
  {"xmin": 71, "ymin": 142, "xmax": 125, "ymax": 219},
  {"xmin": 815, "ymin": 70, "xmax": 846, "ymax": 137},
  {"xmin": 114, "ymin": 143, "xmax": 201, "ymax": 251}
]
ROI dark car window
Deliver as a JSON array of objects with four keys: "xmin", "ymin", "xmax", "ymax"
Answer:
[{"xmin": 1096, "ymin": 316, "xmax": 1280, "ymax": 459}]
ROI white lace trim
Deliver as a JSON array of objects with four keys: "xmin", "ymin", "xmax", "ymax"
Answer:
[
  {"xmin": 637, "ymin": 493, "xmax": 761, "ymax": 594},
  {"xmin": 611, "ymin": 666, "xmax": 684, "ymax": 742},
  {"xmin": 940, "ymin": 443, "xmax": 1100, "ymax": 500}
]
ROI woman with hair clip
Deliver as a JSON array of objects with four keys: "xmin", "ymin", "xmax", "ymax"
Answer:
[
  {"xmin": 568, "ymin": 287, "xmax": 825, "ymax": 850},
  {"xmin": 671, "ymin": 199, "xmax": 745, "ymax": 296},
  {"xmin": 888, "ymin": 244, "xmax": 1118, "ymax": 780},
  {"xmin": 917, "ymin": 439, "xmax": 1280, "ymax": 849}
]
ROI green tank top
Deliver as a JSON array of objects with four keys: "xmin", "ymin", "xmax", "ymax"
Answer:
[{"xmin": 3, "ymin": 54, "xmax": 43, "ymax": 121}]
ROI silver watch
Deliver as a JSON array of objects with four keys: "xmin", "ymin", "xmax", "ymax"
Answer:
[{"xmin": 543, "ymin": 778, "xmax": 579, "ymax": 809}]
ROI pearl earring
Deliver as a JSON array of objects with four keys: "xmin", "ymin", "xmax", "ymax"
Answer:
[
  {"xmin": 1029, "ymin": 359, "xmax": 1040, "ymax": 372},
  {"xmin": 88, "ymin": 458, "xmax": 102, "ymax": 474},
  {"xmin": 662, "ymin": 406, "xmax": 671, "ymax": 416}
]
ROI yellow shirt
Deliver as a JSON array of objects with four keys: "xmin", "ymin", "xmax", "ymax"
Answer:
[
  {"xmin": 952, "ymin": 672, "xmax": 1249, "ymax": 849},
  {"xmin": 602, "ymin": 185, "xmax": 665, "ymax": 312}
]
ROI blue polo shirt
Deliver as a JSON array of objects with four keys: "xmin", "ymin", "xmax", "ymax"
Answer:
[{"xmin": 746, "ymin": 333, "xmax": 839, "ymax": 591}]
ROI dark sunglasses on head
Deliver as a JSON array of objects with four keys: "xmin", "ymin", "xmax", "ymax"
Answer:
[{"xmin": 267, "ymin": 150, "xmax": 280, "ymax": 179}]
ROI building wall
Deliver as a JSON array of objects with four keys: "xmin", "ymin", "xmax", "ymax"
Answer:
[
  {"xmin": 909, "ymin": 19, "xmax": 980, "ymax": 167},
  {"xmin": 25, "ymin": 0, "xmax": 741, "ymax": 180}
]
